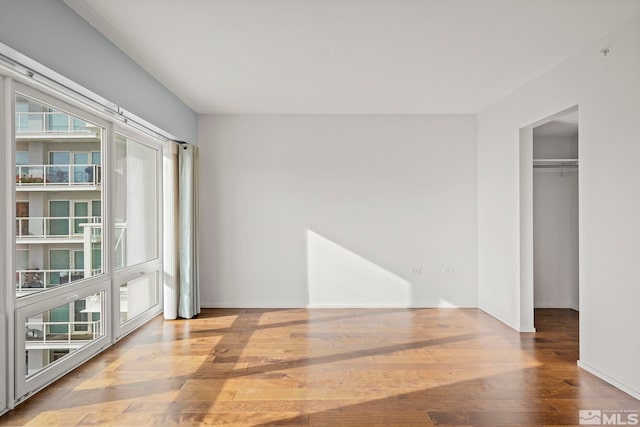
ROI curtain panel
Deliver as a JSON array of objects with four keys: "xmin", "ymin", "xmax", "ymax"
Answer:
[
  {"xmin": 163, "ymin": 141, "xmax": 200, "ymax": 319},
  {"xmin": 178, "ymin": 143, "xmax": 200, "ymax": 318}
]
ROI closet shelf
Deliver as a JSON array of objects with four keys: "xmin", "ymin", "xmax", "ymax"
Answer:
[{"xmin": 533, "ymin": 158, "xmax": 578, "ymax": 168}]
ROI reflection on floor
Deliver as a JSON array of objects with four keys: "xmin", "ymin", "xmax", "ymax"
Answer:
[{"xmin": 1, "ymin": 308, "xmax": 638, "ymax": 426}]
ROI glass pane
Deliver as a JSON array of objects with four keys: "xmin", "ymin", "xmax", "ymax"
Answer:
[
  {"xmin": 115, "ymin": 134, "xmax": 158, "ymax": 268},
  {"xmin": 91, "ymin": 152, "xmax": 101, "ymax": 165},
  {"xmin": 49, "ymin": 250, "xmax": 69, "ymax": 287},
  {"xmin": 49, "ymin": 201, "xmax": 69, "ymax": 217},
  {"xmin": 16, "ymin": 250, "xmax": 29, "ymax": 270},
  {"xmin": 15, "ymin": 94, "xmax": 104, "ymax": 298},
  {"xmin": 72, "ymin": 117, "xmax": 87, "ymax": 131},
  {"xmin": 73, "ymin": 202, "xmax": 88, "ymax": 234},
  {"xmin": 48, "ymin": 113, "xmax": 68, "ymax": 132},
  {"xmin": 73, "ymin": 300, "xmax": 89, "ymax": 332},
  {"xmin": 72, "ymin": 154, "xmax": 90, "ymax": 184},
  {"xmin": 49, "ymin": 152, "xmax": 70, "ymax": 165},
  {"xmin": 120, "ymin": 273, "xmax": 158, "ymax": 324},
  {"xmin": 49, "ymin": 250, "xmax": 70, "ymax": 269},
  {"xmin": 16, "ymin": 250, "xmax": 36, "ymax": 293},
  {"xmin": 16, "ymin": 152, "xmax": 29, "ymax": 165},
  {"xmin": 16, "ymin": 102, "xmax": 28, "ymax": 131},
  {"xmin": 49, "ymin": 201, "xmax": 69, "ymax": 236},
  {"xmin": 92, "ymin": 245, "xmax": 101, "ymax": 273},
  {"xmin": 16, "ymin": 165, "xmax": 45, "ymax": 185},
  {"xmin": 73, "ymin": 153, "xmax": 88, "ymax": 164},
  {"xmin": 91, "ymin": 200, "xmax": 101, "ymax": 217},
  {"xmin": 74, "ymin": 251, "xmax": 84, "ymax": 270},
  {"xmin": 24, "ymin": 292, "xmax": 104, "ymax": 378}
]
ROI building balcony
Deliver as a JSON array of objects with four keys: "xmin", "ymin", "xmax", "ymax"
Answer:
[
  {"xmin": 16, "ymin": 216, "xmax": 101, "ymax": 244},
  {"xmin": 16, "ymin": 268, "xmax": 103, "ymax": 298},
  {"xmin": 16, "ymin": 111, "xmax": 99, "ymax": 140},
  {"xmin": 16, "ymin": 269, "xmax": 92, "ymax": 295},
  {"xmin": 25, "ymin": 320, "xmax": 102, "ymax": 350},
  {"xmin": 16, "ymin": 164, "xmax": 101, "ymax": 191}
]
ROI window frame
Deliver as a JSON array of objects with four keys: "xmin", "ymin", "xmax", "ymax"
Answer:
[
  {"xmin": 15, "ymin": 280, "xmax": 110, "ymax": 399},
  {"xmin": 10, "ymin": 83, "xmax": 114, "ymax": 403},
  {"xmin": 112, "ymin": 125, "xmax": 163, "ymax": 339},
  {"xmin": 2, "ymin": 53, "xmax": 168, "ymax": 409}
]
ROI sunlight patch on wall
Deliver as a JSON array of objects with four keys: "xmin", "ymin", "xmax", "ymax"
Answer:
[{"xmin": 306, "ymin": 230, "xmax": 411, "ymax": 307}]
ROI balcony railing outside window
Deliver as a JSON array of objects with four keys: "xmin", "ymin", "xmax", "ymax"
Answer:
[
  {"xmin": 16, "ymin": 216, "xmax": 101, "ymax": 239},
  {"xmin": 16, "ymin": 112, "xmax": 93, "ymax": 134},
  {"xmin": 16, "ymin": 164, "xmax": 101, "ymax": 187},
  {"xmin": 16, "ymin": 269, "xmax": 89, "ymax": 292},
  {"xmin": 25, "ymin": 320, "xmax": 102, "ymax": 345}
]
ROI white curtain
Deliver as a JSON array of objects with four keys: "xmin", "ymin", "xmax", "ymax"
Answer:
[
  {"xmin": 163, "ymin": 141, "xmax": 200, "ymax": 319},
  {"xmin": 178, "ymin": 143, "xmax": 200, "ymax": 318}
]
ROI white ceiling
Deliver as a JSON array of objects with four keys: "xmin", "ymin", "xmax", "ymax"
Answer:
[{"xmin": 66, "ymin": 0, "xmax": 640, "ymax": 115}]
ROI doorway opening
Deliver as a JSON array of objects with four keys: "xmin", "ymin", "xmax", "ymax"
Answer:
[
  {"xmin": 519, "ymin": 106, "xmax": 579, "ymax": 343},
  {"xmin": 531, "ymin": 111, "xmax": 579, "ymax": 341}
]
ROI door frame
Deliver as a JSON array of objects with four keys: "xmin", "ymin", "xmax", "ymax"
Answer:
[{"xmin": 519, "ymin": 105, "xmax": 579, "ymax": 332}]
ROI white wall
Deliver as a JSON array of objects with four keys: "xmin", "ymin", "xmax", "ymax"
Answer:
[
  {"xmin": 478, "ymin": 17, "xmax": 640, "ymax": 397},
  {"xmin": 533, "ymin": 135, "xmax": 579, "ymax": 310},
  {"xmin": 199, "ymin": 115, "xmax": 477, "ymax": 308},
  {"xmin": 0, "ymin": 0, "xmax": 197, "ymax": 142}
]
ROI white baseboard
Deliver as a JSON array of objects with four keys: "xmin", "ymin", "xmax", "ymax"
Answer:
[
  {"xmin": 306, "ymin": 303, "xmax": 411, "ymax": 308},
  {"xmin": 201, "ymin": 302, "xmax": 477, "ymax": 309},
  {"xmin": 200, "ymin": 302, "xmax": 302, "ymax": 309},
  {"xmin": 577, "ymin": 360, "xmax": 640, "ymax": 400}
]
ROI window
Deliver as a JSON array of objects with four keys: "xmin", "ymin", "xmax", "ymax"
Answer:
[
  {"xmin": 113, "ymin": 129, "xmax": 162, "ymax": 338},
  {"xmin": 24, "ymin": 291, "xmax": 104, "ymax": 378},
  {"xmin": 9, "ymin": 78, "xmax": 164, "ymax": 405},
  {"xmin": 71, "ymin": 200, "xmax": 101, "ymax": 234},
  {"xmin": 114, "ymin": 134, "xmax": 158, "ymax": 269},
  {"xmin": 16, "ymin": 151, "xmax": 29, "ymax": 165},
  {"xmin": 49, "ymin": 201, "xmax": 70, "ymax": 236},
  {"xmin": 120, "ymin": 273, "xmax": 158, "ymax": 325},
  {"xmin": 15, "ymin": 93, "xmax": 104, "ymax": 298}
]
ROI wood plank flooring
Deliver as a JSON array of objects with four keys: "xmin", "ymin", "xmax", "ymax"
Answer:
[{"xmin": 1, "ymin": 308, "xmax": 638, "ymax": 426}]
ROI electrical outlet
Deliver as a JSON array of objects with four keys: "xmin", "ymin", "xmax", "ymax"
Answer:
[
  {"xmin": 442, "ymin": 267, "xmax": 455, "ymax": 275},
  {"xmin": 411, "ymin": 267, "xmax": 422, "ymax": 275}
]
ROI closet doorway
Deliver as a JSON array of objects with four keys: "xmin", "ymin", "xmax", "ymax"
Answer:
[
  {"xmin": 519, "ymin": 106, "xmax": 579, "ymax": 334},
  {"xmin": 531, "ymin": 110, "xmax": 579, "ymax": 333}
]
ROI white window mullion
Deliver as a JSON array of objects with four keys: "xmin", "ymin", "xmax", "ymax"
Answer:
[{"xmin": 2, "ymin": 76, "xmax": 16, "ymax": 411}]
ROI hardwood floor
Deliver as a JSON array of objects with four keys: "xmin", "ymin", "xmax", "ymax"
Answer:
[{"xmin": 1, "ymin": 308, "xmax": 638, "ymax": 426}]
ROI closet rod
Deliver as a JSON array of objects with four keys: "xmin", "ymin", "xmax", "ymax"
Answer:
[{"xmin": 533, "ymin": 165, "xmax": 578, "ymax": 168}]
